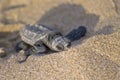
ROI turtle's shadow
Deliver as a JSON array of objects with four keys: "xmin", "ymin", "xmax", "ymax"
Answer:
[
  {"xmin": 37, "ymin": 3, "xmax": 114, "ymax": 47},
  {"xmin": 37, "ymin": 3, "xmax": 99, "ymax": 37}
]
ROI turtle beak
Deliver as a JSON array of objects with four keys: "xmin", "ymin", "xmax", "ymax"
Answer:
[
  {"xmin": 64, "ymin": 42, "xmax": 71, "ymax": 50},
  {"xmin": 56, "ymin": 44, "xmax": 64, "ymax": 51},
  {"xmin": 56, "ymin": 42, "xmax": 71, "ymax": 51}
]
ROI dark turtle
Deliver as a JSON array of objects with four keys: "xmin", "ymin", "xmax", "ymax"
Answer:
[
  {"xmin": 15, "ymin": 24, "xmax": 87, "ymax": 63},
  {"xmin": 16, "ymin": 24, "xmax": 71, "ymax": 63}
]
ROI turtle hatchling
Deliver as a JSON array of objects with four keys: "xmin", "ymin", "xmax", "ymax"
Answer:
[{"xmin": 15, "ymin": 24, "xmax": 86, "ymax": 63}]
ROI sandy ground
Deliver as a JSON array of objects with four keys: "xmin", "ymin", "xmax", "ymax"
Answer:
[{"xmin": 0, "ymin": 0, "xmax": 120, "ymax": 80}]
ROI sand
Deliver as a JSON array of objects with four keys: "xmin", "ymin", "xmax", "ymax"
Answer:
[{"xmin": 0, "ymin": 0, "xmax": 120, "ymax": 80}]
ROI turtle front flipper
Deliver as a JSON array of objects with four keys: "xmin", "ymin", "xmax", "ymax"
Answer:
[
  {"xmin": 16, "ymin": 43, "xmax": 46, "ymax": 63},
  {"xmin": 16, "ymin": 50, "xmax": 30, "ymax": 63},
  {"xmin": 65, "ymin": 26, "xmax": 87, "ymax": 42}
]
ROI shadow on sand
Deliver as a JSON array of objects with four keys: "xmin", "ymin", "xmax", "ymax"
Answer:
[{"xmin": 37, "ymin": 3, "xmax": 114, "ymax": 46}]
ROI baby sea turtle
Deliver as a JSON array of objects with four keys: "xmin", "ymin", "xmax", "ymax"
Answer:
[{"xmin": 15, "ymin": 24, "xmax": 86, "ymax": 63}]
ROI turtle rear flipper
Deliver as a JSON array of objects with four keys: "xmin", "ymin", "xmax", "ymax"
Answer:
[{"xmin": 16, "ymin": 43, "xmax": 46, "ymax": 63}]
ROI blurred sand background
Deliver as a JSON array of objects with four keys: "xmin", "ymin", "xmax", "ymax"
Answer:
[{"xmin": 0, "ymin": 0, "xmax": 120, "ymax": 80}]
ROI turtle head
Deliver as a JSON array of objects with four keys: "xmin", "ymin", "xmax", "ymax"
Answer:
[{"xmin": 52, "ymin": 36, "xmax": 71, "ymax": 51}]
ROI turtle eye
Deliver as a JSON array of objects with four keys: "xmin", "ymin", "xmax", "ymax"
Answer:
[
  {"xmin": 52, "ymin": 33, "xmax": 62, "ymax": 39},
  {"xmin": 48, "ymin": 35, "xmax": 53, "ymax": 42}
]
